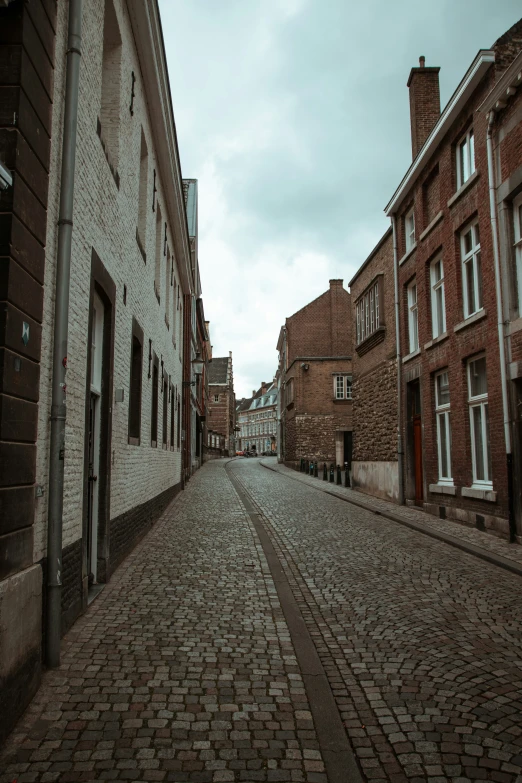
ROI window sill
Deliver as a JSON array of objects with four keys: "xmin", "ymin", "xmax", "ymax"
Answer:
[
  {"xmin": 399, "ymin": 242, "xmax": 417, "ymax": 266},
  {"xmin": 355, "ymin": 325, "xmax": 386, "ymax": 356},
  {"xmin": 453, "ymin": 308, "xmax": 487, "ymax": 332},
  {"xmin": 333, "ymin": 398, "xmax": 353, "ymax": 403},
  {"xmin": 447, "ymin": 170, "xmax": 479, "ymax": 208},
  {"xmin": 429, "ymin": 483, "xmax": 457, "ymax": 496},
  {"xmin": 162, "ymin": 443, "xmax": 168, "ymax": 450},
  {"xmin": 402, "ymin": 347, "xmax": 421, "ymax": 364},
  {"xmin": 151, "ymin": 440, "xmax": 157, "ymax": 448},
  {"xmin": 419, "ymin": 210, "xmax": 443, "ymax": 242},
  {"xmin": 128, "ymin": 436, "xmax": 140, "ymax": 446},
  {"xmin": 462, "ymin": 485, "xmax": 497, "ymax": 502},
  {"xmin": 97, "ymin": 117, "xmax": 120, "ymax": 189},
  {"xmin": 424, "ymin": 331, "xmax": 449, "ymax": 351}
]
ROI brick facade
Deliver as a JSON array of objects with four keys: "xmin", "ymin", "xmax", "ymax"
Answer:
[
  {"xmin": 349, "ymin": 230, "xmax": 399, "ymax": 500},
  {"xmin": 278, "ymin": 280, "xmax": 352, "ymax": 469},
  {"xmin": 384, "ymin": 22, "xmax": 522, "ymax": 539},
  {"xmin": 207, "ymin": 353, "xmax": 236, "ymax": 455}
]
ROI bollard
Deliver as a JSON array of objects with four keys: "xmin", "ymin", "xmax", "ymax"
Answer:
[
  {"xmin": 336, "ymin": 464, "xmax": 342, "ymax": 485},
  {"xmin": 329, "ymin": 463, "xmax": 335, "ymax": 483},
  {"xmin": 323, "ymin": 462, "xmax": 327, "ymax": 481},
  {"xmin": 314, "ymin": 461, "xmax": 318, "ymax": 478},
  {"xmin": 344, "ymin": 462, "xmax": 350, "ymax": 487}
]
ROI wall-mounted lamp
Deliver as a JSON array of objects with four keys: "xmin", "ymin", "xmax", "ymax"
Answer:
[{"xmin": 301, "ymin": 363, "xmax": 309, "ymax": 371}]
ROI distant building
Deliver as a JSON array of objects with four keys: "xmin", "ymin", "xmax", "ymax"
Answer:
[
  {"xmin": 207, "ymin": 353, "xmax": 236, "ymax": 456},
  {"xmin": 238, "ymin": 382, "xmax": 278, "ymax": 454},
  {"xmin": 277, "ymin": 280, "xmax": 353, "ymax": 468}
]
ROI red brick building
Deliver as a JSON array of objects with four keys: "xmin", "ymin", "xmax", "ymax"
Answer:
[
  {"xmin": 277, "ymin": 280, "xmax": 352, "ymax": 468},
  {"xmin": 207, "ymin": 352, "xmax": 236, "ymax": 456},
  {"xmin": 349, "ymin": 229, "xmax": 399, "ymax": 501},
  {"xmin": 384, "ymin": 21, "xmax": 522, "ymax": 540}
]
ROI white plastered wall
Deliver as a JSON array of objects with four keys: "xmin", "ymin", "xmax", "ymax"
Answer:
[{"xmin": 34, "ymin": 0, "xmax": 186, "ymax": 561}]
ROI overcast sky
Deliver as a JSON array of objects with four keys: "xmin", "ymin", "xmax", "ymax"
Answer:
[{"xmin": 159, "ymin": 0, "xmax": 521, "ymax": 399}]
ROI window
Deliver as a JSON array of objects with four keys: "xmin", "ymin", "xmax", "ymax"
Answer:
[
  {"xmin": 461, "ymin": 220, "xmax": 482, "ymax": 318},
  {"xmin": 151, "ymin": 355, "xmax": 159, "ymax": 446},
  {"xmin": 128, "ymin": 332, "xmax": 142, "ymax": 442},
  {"xmin": 154, "ymin": 205, "xmax": 162, "ymax": 302},
  {"xmin": 99, "ymin": 0, "xmax": 122, "ymax": 170},
  {"xmin": 165, "ymin": 249, "xmax": 170, "ymax": 328},
  {"xmin": 170, "ymin": 383, "xmax": 175, "ymax": 448},
  {"xmin": 467, "ymin": 356, "xmax": 492, "ymax": 487},
  {"xmin": 285, "ymin": 379, "xmax": 294, "ymax": 407},
  {"xmin": 430, "ymin": 256, "xmax": 446, "ymax": 338},
  {"xmin": 457, "ymin": 128, "xmax": 475, "ymax": 189},
  {"xmin": 137, "ymin": 130, "xmax": 148, "ymax": 256},
  {"xmin": 334, "ymin": 375, "xmax": 352, "ymax": 400},
  {"xmin": 356, "ymin": 277, "xmax": 382, "ymax": 345},
  {"xmin": 214, "ymin": 394, "xmax": 219, "ymax": 403},
  {"xmin": 407, "ymin": 279, "xmax": 418, "ymax": 353},
  {"xmin": 405, "ymin": 207, "xmax": 415, "ymax": 252},
  {"xmin": 177, "ymin": 396, "xmax": 181, "ymax": 448},
  {"xmin": 162, "ymin": 373, "xmax": 168, "ymax": 447},
  {"xmin": 435, "ymin": 371, "xmax": 452, "ymax": 484},
  {"xmin": 514, "ymin": 193, "xmax": 522, "ymax": 310}
]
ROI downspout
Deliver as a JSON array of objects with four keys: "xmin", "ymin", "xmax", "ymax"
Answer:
[
  {"xmin": 486, "ymin": 110, "xmax": 516, "ymax": 542},
  {"xmin": 46, "ymin": 0, "xmax": 83, "ymax": 668},
  {"xmin": 392, "ymin": 215, "xmax": 405, "ymax": 505}
]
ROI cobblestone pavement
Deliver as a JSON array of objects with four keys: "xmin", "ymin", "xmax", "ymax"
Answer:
[
  {"xmin": 2, "ymin": 458, "xmax": 522, "ymax": 783},
  {"xmin": 0, "ymin": 462, "xmax": 327, "ymax": 783},
  {"xmin": 228, "ymin": 459, "xmax": 522, "ymax": 783},
  {"xmin": 261, "ymin": 461, "xmax": 522, "ymax": 569}
]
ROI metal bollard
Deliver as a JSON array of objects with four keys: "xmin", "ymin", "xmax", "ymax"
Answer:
[
  {"xmin": 323, "ymin": 462, "xmax": 327, "ymax": 481},
  {"xmin": 314, "ymin": 461, "xmax": 318, "ymax": 478},
  {"xmin": 329, "ymin": 463, "xmax": 335, "ymax": 483},
  {"xmin": 344, "ymin": 462, "xmax": 351, "ymax": 487},
  {"xmin": 336, "ymin": 464, "xmax": 342, "ymax": 485}
]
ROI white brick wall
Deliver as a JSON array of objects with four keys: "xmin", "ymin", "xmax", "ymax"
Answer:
[{"xmin": 34, "ymin": 0, "xmax": 189, "ymax": 561}]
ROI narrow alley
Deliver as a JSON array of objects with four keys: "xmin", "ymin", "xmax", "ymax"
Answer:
[{"xmin": 2, "ymin": 459, "xmax": 521, "ymax": 783}]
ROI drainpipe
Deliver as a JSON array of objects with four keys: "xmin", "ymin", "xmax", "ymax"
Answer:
[
  {"xmin": 392, "ymin": 215, "xmax": 405, "ymax": 505},
  {"xmin": 46, "ymin": 0, "xmax": 83, "ymax": 668},
  {"xmin": 486, "ymin": 111, "xmax": 516, "ymax": 542}
]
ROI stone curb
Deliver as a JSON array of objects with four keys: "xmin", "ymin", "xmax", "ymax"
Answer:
[{"xmin": 259, "ymin": 460, "xmax": 522, "ymax": 580}]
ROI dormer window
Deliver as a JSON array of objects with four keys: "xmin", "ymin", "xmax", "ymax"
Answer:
[{"xmin": 456, "ymin": 128, "xmax": 475, "ymax": 189}]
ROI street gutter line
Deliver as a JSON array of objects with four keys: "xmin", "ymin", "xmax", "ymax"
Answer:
[
  {"xmin": 225, "ymin": 463, "xmax": 363, "ymax": 783},
  {"xmin": 259, "ymin": 461, "xmax": 522, "ymax": 580}
]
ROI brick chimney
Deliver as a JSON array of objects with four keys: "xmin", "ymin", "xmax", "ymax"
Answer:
[{"xmin": 407, "ymin": 56, "xmax": 440, "ymax": 159}]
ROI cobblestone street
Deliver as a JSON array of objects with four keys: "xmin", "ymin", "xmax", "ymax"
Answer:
[{"xmin": 2, "ymin": 458, "xmax": 522, "ymax": 783}]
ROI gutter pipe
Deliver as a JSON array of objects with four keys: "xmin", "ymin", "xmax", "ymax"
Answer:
[
  {"xmin": 486, "ymin": 111, "xmax": 516, "ymax": 542},
  {"xmin": 46, "ymin": 0, "xmax": 83, "ymax": 667},
  {"xmin": 392, "ymin": 215, "xmax": 405, "ymax": 505}
]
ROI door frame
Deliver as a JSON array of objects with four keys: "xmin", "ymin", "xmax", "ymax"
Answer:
[{"xmin": 81, "ymin": 250, "xmax": 116, "ymax": 607}]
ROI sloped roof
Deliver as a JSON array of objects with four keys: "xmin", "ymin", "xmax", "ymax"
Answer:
[
  {"xmin": 208, "ymin": 357, "xmax": 229, "ymax": 384},
  {"xmin": 236, "ymin": 397, "xmax": 253, "ymax": 413}
]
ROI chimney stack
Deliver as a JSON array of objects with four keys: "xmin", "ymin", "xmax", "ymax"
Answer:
[{"xmin": 407, "ymin": 56, "xmax": 440, "ymax": 159}]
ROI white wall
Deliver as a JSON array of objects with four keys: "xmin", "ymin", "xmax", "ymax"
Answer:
[{"xmin": 34, "ymin": 0, "xmax": 187, "ymax": 561}]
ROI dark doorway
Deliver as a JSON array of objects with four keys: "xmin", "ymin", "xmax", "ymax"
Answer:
[
  {"xmin": 344, "ymin": 431, "xmax": 353, "ymax": 467},
  {"xmin": 407, "ymin": 380, "xmax": 423, "ymax": 506}
]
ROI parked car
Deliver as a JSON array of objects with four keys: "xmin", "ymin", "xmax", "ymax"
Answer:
[{"xmin": 235, "ymin": 450, "xmax": 245, "ymax": 456}]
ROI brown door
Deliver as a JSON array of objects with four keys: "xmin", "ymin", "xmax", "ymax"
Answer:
[{"xmin": 413, "ymin": 414, "xmax": 423, "ymax": 505}]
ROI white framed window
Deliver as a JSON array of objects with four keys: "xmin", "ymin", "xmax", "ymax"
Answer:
[
  {"xmin": 467, "ymin": 356, "xmax": 492, "ymax": 488},
  {"xmin": 214, "ymin": 394, "xmax": 219, "ymax": 402},
  {"xmin": 456, "ymin": 128, "xmax": 475, "ymax": 189},
  {"xmin": 430, "ymin": 256, "xmax": 446, "ymax": 338},
  {"xmin": 334, "ymin": 375, "xmax": 352, "ymax": 400},
  {"xmin": 405, "ymin": 207, "xmax": 415, "ymax": 252},
  {"xmin": 407, "ymin": 280, "xmax": 418, "ymax": 354},
  {"xmin": 461, "ymin": 220, "xmax": 482, "ymax": 318},
  {"xmin": 356, "ymin": 279, "xmax": 381, "ymax": 346},
  {"xmin": 435, "ymin": 370, "xmax": 452, "ymax": 484},
  {"xmin": 514, "ymin": 193, "xmax": 522, "ymax": 311}
]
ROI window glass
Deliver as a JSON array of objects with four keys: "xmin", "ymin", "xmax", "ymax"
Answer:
[{"xmin": 469, "ymin": 357, "xmax": 487, "ymax": 398}]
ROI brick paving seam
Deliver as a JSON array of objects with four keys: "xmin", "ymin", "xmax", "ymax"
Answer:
[
  {"xmin": 225, "ymin": 463, "xmax": 364, "ymax": 783},
  {"xmin": 257, "ymin": 461, "xmax": 522, "ymax": 579}
]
